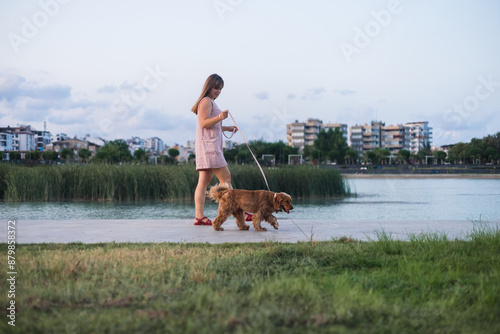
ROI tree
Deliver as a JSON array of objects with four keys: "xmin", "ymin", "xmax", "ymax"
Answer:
[
  {"xmin": 396, "ymin": 149, "xmax": 410, "ymax": 165},
  {"xmin": 328, "ymin": 149, "xmax": 339, "ymax": 162},
  {"xmin": 485, "ymin": 147, "xmax": 498, "ymax": 163},
  {"xmin": 374, "ymin": 148, "xmax": 390, "ymax": 165},
  {"xmin": 78, "ymin": 148, "xmax": 91, "ymax": 163},
  {"xmin": 433, "ymin": 150, "xmax": 447, "ymax": 164},
  {"xmin": 168, "ymin": 148, "xmax": 180, "ymax": 160},
  {"xmin": 94, "ymin": 140, "xmax": 132, "ymax": 164},
  {"xmin": 61, "ymin": 148, "xmax": 74, "ymax": 161},
  {"xmin": 365, "ymin": 151, "xmax": 376, "ymax": 164},
  {"xmin": 416, "ymin": 150, "xmax": 427, "ymax": 164},
  {"xmin": 134, "ymin": 149, "xmax": 147, "ymax": 162},
  {"xmin": 448, "ymin": 143, "xmax": 470, "ymax": 164},
  {"xmin": 42, "ymin": 151, "xmax": 58, "ymax": 161},
  {"xmin": 312, "ymin": 128, "xmax": 348, "ymax": 164},
  {"xmin": 345, "ymin": 148, "xmax": 358, "ymax": 164}
]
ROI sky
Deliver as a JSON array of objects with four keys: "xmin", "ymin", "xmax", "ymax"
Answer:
[{"xmin": 1, "ymin": 0, "xmax": 499, "ymax": 147}]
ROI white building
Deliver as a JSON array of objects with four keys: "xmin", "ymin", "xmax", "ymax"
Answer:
[
  {"xmin": 0, "ymin": 127, "xmax": 14, "ymax": 151},
  {"xmin": 127, "ymin": 136, "xmax": 145, "ymax": 154},
  {"xmin": 34, "ymin": 129, "xmax": 52, "ymax": 151},
  {"xmin": 11, "ymin": 126, "xmax": 36, "ymax": 151},
  {"xmin": 145, "ymin": 137, "xmax": 164, "ymax": 155},
  {"xmin": 287, "ymin": 119, "xmax": 348, "ymax": 149},
  {"xmin": 404, "ymin": 121, "xmax": 433, "ymax": 154}
]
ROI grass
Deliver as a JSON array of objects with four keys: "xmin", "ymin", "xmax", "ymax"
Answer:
[
  {"xmin": 1, "ymin": 225, "xmax": 499, "ymax": 333},
  {"xmin": 0, "ymin": 164, "xmax": 350, "ymax": 202}
]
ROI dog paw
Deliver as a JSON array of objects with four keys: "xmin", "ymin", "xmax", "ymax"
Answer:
[
  {"xmin": 214, "ymin": 227, "xmax": 224, "ymax": 231},
  {"xmin": 256, "ymin": 227, "xmax": 267, "ymax": 232},
  {"xmin": 239, "ymin": 225, "xmax": 250, "ymax": 230}
]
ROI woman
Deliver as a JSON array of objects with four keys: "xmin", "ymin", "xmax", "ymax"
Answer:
[{"xmin": 191, "ymin": 74, "xmax": 252, "ymax": 225}]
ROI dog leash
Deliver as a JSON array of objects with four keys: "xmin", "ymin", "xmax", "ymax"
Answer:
[
  {"xmin": 225, "ymin": 112, "xmax": 312, "ymax": 242},
  {"xmin": 226, "ymin": 111, "xmax": 271, "ymax": 192}
]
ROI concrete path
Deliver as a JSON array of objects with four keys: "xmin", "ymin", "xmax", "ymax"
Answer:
[{"xmin": 3, "ymin": 219, "xmax": 499, "ymax": 244}]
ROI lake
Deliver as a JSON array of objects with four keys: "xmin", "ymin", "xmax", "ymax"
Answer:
[{"xmin": 1, "ymin": 178, "xmax": 499, "ymax": 221}]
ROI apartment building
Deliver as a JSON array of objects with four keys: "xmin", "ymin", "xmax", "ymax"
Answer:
[
  {"xmin": 145, "ymin": 137, "xmax": 164, "ymax": 155},
  {"xmin": 384, "ymin": 124, "xmax": 405, "ymax": 154},
  {"xmin": 33, "ymin": 129, "xmax": 52, "ymax": 151},
  {"xmin": 405, "ymin": 121, "xmax": 433, "ymax": 154},
  {"xmin": 0, "ymin": 127, "xmax": 14, "ymax": 152},
  {"xmin": 49, "ymin": 139, "xmax": 101, "ymax": 157},
  {"xmin": 350, "ymin": 121, "xmax": 385, "ymax": 155},
  {"xmin": 127, "ymin": 136, "xmax": 145, "ymax": 154},
  {"xmin": 350, "ymin": 121, "xmax": 433, "ymax": 156},
  {"xmin": 10, "ymin": 126, "xmax": 36, "ymax": 151},
  {"xmin": 287, "ymin": 119, "xmax": 348, "ymax": 149}
]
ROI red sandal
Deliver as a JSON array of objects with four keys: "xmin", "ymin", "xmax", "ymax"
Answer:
[
  {"xmin": 244, "ymin": 212, "xmax": 253, "ymax": 222},
  {"xmin": 194, "ymin": 217, "xmax": 212, "ymax": 226}
]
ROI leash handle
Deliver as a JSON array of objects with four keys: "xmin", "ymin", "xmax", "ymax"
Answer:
[
  {"xmin": 222, "ymin": 127, "xmax": 237, "ymax": 139},
  {"xmin": 227, "ymin": 111, "xmax": 271, "ymax": 191}
]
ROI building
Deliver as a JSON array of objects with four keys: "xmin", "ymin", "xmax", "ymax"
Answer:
[
  {"xmin": 49, "ymin": 139, "xmax": 101, "ymax": 157},
  {"xmin": 0, "ymin": 127, "xmax": 14, "ymax": 152},
  {"xmin": 350, "ymin": 121, "xmax": 385, "ymax": 155},
  {"xmin": 33, "ymin": 129, "xmax": 52, "ymax": 151},
  {"xmin": 404, "ymin": 121, "xmax": 433, "ymax": 154},
  {"xmin": 145, "ymin": 137, "xmax": 164, "ymax": 155},
  {"xmin": 10, "ymin": 126, "xmax": 36, "ymax": 152},
  {"xmin": 127, "ymin": 136, "xmax": 145, "ymax": 154},
  {"xmin": 384, "ymin": 124, "xmax": 406, "ymax": 154},
  {"xmin": 287, "ymin": 118, "xmax": 347, "ymax": 149},
  {"xmin": 350, "ymin": 121, "xmax": 433, "ymax": 156},
  {"xmin": 169, "ymin": 142, "xmax": 195, "ymax": 162}
]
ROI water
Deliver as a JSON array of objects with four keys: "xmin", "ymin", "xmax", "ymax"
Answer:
[{"xmin": 1, "ymin": 179, "xmax": 499, "ymax": 221}]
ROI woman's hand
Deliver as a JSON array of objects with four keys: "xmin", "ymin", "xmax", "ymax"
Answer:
[
  {"xmin": 220, "ymin": 110, "xmax": 229, "ymax": 120},
  {"xmin": 223, "ymin": 126, "xmax": 238, "ymax": 132}
]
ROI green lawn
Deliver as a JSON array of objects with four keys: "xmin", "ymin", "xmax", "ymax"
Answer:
[{"xmin": 1, "ymin": 225, "xmax": 499, "ymax": 333}]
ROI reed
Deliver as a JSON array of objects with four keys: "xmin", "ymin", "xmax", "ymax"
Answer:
[{"xmin": 0, "ymin": 164, "xmax": 349, "ymax": 202}]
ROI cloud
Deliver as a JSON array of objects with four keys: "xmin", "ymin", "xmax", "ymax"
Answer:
[
  {"xmin": 255, "ymin": 91, "xmax": 269, "ymax": 100},
  {"xmin": 334, "ymin": 89, "xmax": 356, "ymax": 96},
  {"xmin": 97, "ymin": 81, "xmax": 147, "ymax": 94},
  {"xmin": 301, "ymin": 87, "xmax": 326, "ymax": 100},
  {"xmin": 0, "ymin": 72, "xmax": 70, "ymax": 102},
  {"xmin": 287, "ymin": 93, "xmax": 296, "ymax": 100}
]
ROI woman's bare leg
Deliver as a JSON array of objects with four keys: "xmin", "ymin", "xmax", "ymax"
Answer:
[
  {"xmin": 212, "ymin": 166, "xmax": 232, "ymax": 189},
  {"xmin": 195, "ymin": 170, "xmax": 214, "ymax": 219}
]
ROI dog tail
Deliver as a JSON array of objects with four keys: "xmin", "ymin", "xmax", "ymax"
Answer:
[{"xmin": 208, "ymin": 183, "xmax": 230, "ymax": 202}]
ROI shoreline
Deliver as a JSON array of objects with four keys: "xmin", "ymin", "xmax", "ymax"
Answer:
[{"xmin": 342, "ymin": 173, "xmax": 500, "ymax": 179}]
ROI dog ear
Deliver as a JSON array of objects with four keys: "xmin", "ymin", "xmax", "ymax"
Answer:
[{"xmin": 273, "ymin": 193, "xmax": 281, "ymax": 210}]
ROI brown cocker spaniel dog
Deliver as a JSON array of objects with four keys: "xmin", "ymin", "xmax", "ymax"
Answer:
[{"xmin": 208, "ymin": 183, "xmax": 293, "ymax": 231}]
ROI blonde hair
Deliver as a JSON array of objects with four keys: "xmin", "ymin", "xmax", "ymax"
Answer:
[{"xmin": 191, "ymin": 74, "xmax": 224, "ymax": 114}]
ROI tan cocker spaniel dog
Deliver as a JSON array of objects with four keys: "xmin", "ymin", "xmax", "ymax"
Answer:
[{"xmin": 208, "ymin": 183, "xmax": 293, "ymax": 231}]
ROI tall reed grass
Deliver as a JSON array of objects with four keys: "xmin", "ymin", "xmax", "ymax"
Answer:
[{"xmin": 0, "ymin": 164, "xmax": 349, "ymax": 202}]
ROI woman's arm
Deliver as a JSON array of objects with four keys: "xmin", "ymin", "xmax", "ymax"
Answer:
[
  {"xmin": 198, "ymin": 99, "xmax": 221, "ymax": 128},
  {"xmin": 222, "ymin": 126, "xmax": 238, "ymax": 132}
]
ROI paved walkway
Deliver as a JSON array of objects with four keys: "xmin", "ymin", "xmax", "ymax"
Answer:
[{"xmin": 3, "ymin": 219, "xmax": 499, "ymax": 244}]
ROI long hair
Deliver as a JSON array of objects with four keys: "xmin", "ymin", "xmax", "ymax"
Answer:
[{"xmin": 191, "ymin": 74, "xmax": 224, "ymax": 115}]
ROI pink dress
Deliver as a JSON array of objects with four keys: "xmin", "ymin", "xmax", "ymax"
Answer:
[{"xmin": 195, "ymin": 97, "xmax": 228, "ymax": 171}]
